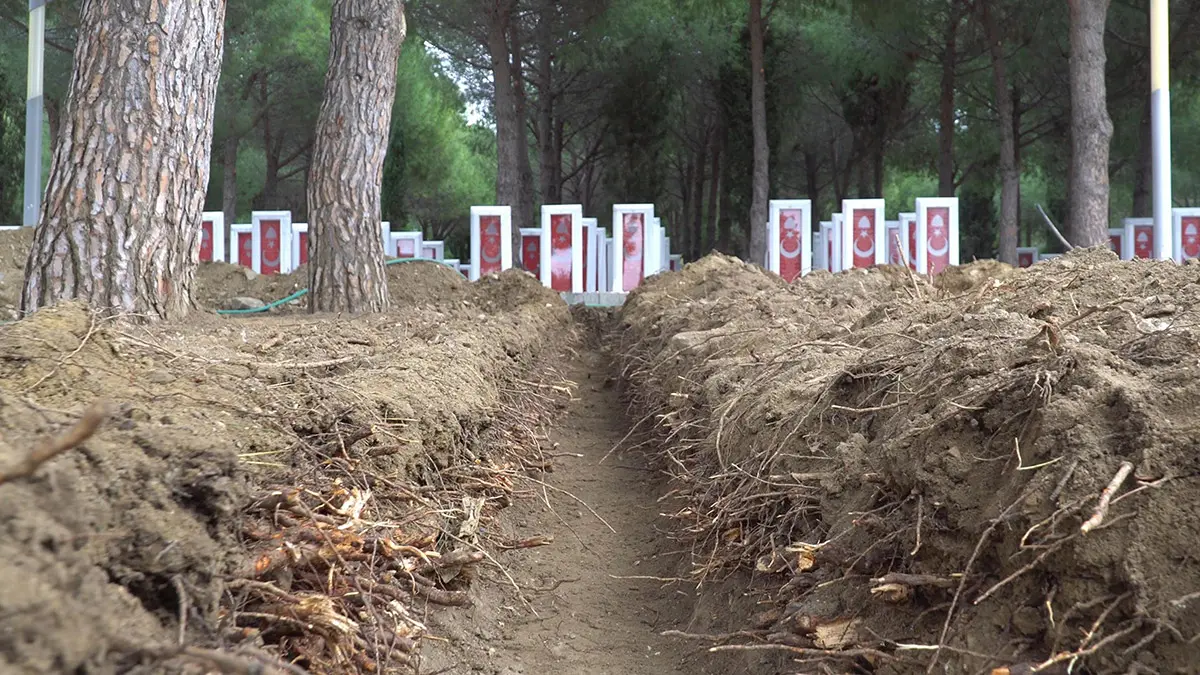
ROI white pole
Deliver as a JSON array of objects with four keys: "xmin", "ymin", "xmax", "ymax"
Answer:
[
  {"xmin": 1151, "ymin": 0, "xmax": 1172, "ymax": 260},
  {"xmin": 23, "ymin": 0, "xmax": 47, "ymax": 228}
]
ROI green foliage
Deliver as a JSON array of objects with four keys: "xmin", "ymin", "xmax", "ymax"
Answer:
[
  {"xmin": 0, "ymin": 66, "xmax": 20, "ymax": 224},
  {"xmin": 382, "ymin": 41, "xmax": 495, "ymax": 240},
  {"xmin": 884, "ymin": 171, "xmax": 937, "ymax": 219},
  {"xmin": 2, "ymin": 0, "xmax": 1200, "ymax": 263}
]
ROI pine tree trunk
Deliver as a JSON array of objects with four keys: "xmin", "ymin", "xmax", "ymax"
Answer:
[
  {"xmin": 535, "ymin": 0, "xmax": 559, "ymax": 206},
  {"xmin": 22, "ymin": 0, "xmax": 225, "ymax": 320},
  {"xmin": 937, "ymin": 3, "xmax": 961, "ymax": 197},
  {"xmin": 706, "ymin": 123, "xmax": 723, "ymax": 255},
  {"xmin": 1131, "ymin": 93, "xmax": 1152, "ymax": 217},
  {"xmin": 688, "ymin": 130, "xmax": 707, "ymax": 260},
  {"xmin": 307, "ymin": 0, "xmax": 406, "ymax": 313},
  {"xmin": 748, "ymin": 0, "xmax": 769, "ymax": 266},
  {"xmin": 488, "ymin": 1, "xmax": 528, "ymax": 259},
  {"xmin": 984, "ymin": 1, "xmax": 1019, "ymax": 264},
  {"xmin": 1066, "ymin": 0, "xmax": 1114, "ymax": 247},
  {"xmin": 509, "ymin": 23, "xmax": 537, "ymax": 236},
  {"xmin": 222, "ymin": 134, "xmax": 239, "ymax": 249},
  {"xmin": 804, "ymin": 150, "xmax": 821, "ymax": 224}
]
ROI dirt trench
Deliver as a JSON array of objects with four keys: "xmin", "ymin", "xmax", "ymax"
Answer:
[{"xmin": 419, "ymin": 343, "xmax": 709, "ymax": 675}]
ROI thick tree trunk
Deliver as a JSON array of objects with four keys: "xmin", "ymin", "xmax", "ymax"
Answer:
[
  {"xmin": 256, "ymin": 74, "xmax": 281, "ymax": 209},
  {"xmin": 22, "ymin": 0, "xmax": 225, "ymax": 320},
  {"xmin": 804, "ymin": 150, "xmax": 821, "ymax": 224},
  {"xmin": 1013, "ymin": 85, "xmax": 1023, "ymax": 236},
  {"xmin": 871, "ymin": 138, "xmax": 884, "ymax": 198},
  {"xmin": 831, "ymin": 140, "xmax": 847, "ymax": 205},
  {"xmin": 44, "ymin": 97, "xmax": 61, "ymax": 161},
  {"xmin": 552, "ymin": 115, "xmax": 564, "ymax": 201},
  {"xmin": 1066, "ymin": 0, "xmax": 1114, "ymax": 246},
  {"xmin": 307, "ymin": 0, "xmax": 405, "ymax": 313},
  {"xmin": 706, "ymin": 123, "xmax": 723, "ymax": 256},
  {"xmin": 509, "ymin": 23, "xmax": 536, "ymax": 234},
  {"xmin": 535, "ymin": 1, "xmax": 559, "ymax": 205},
  {"xmin": 688, "ymin": 130, "xmax": 707, "ymax": 261},
  {"xmin": 937, "ymin": 4, "xmax": 961, "ymax": 197},
  {"xmin": 748, "ymin": 0, "xmax": 769, "ymax": 266},
  {"xmin": 222, "ymin": 134, "xmax": 239, "ymax": 253},
  {"xmin": 1131, "ymin": 95, "xmax": 1152, "ymax": 217},
  {"xmin": 716, "ymin": 124, "xmax": 732, "ymax": 253},
  {"xmin": 487, "ymin": 2, "xmax": 529, "ymax": 257},
  {"xmin": 680, "ymin": 155, "xmax": 694, "ymax": 259},
  {"xmin": 983, "ymin": 1, "xmax": 1019, "ymax": 265}
]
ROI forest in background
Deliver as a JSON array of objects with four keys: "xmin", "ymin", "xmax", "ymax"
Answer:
[{"xmin": 1, "ymin": 0, "xmax": 1200, "ymax": 264}]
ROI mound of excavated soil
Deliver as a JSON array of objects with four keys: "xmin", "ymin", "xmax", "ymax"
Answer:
[
  {"xmin": 193, "ymin": 260, "xmax": 474, "ymax": 313},
  {"xmin": 618, "ymin": 249, "xmax": 1200, "ymax": 673},
  {"xmin": 0, "ymin": 287, "xmax": 572, "ymax": 672},
  {"xmin": 192, "ymin": 261, "xmax": 308, "ymax": 311},
  {"xmin": 2, "ymin": 230, "xmax": 487, "ymax": 316}
]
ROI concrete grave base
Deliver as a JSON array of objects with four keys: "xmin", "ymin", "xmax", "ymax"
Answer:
[{"xmin": 560, "ymin": 292, "xmax": 627, "ymax": 307}]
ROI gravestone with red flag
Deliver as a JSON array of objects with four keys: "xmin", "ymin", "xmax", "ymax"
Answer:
[
  {"xmin": 470, "ymin": 206, "xmax": 513, "ymax": 280},
  {"xmin": 767, "ymin": 199, "xmax": 811, "ymax": 282}
]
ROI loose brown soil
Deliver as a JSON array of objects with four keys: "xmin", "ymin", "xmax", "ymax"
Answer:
[
  {"xmin": 5, "ymin": 225, "xmax": 1200, "ymax": 675},
  {"xmin": 416, "ymin": 341, "xmax": 698, "ymax": 675},
  {"xmin": 618, "ymin": 250, "xmax": 1200, "ymax": 673},
  {"xmin": 0, "ymin": 261, "xmax": 573, "ymax": 673}
]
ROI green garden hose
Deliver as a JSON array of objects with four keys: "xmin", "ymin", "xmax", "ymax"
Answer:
[
  {"xmin": 214, "ymin": 257, "xmax": 465, "ymax": 315},
  {"xmin": 0, "ymin": 258, "xmax": 611, "ymax": 324}
]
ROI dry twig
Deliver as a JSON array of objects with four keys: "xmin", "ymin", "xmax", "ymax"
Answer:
[
  {"xmin": 1081, "ymin": 461, "xmax": 1134, "ymax": 534},
  {"xmin": 0, "ymin": 402, "xmax": 107, "ymax": 485}
]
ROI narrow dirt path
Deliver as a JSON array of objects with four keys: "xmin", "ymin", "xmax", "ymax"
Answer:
[{"xmin": 421, "ymin": 346, "xmax": 696, "ymax": 674}]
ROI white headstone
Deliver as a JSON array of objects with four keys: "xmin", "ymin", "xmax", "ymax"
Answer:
[
  {"xmin": 470, "ymin": 205, "xmax": 513, "ymax": 281},
  {"xmin": 767, "ymin": 199, "xmax": 812, "ymax": 281},
  {"xmin": 611, "ymin": 204, "xmax": 656, "ymax": 293},
  {"xmin": 914, "ymin": 198, "xmax": 959, "ymax": 275},
  {"xmin": 251, "ymin": 211, "xmax": 294, "ymax": 275},
  {"xmin": 839, "ymin": 199, "xmax": 886, "ymax": 271},
  {"xmin": 540, "ymin": 204, "xmax": 585, "ymax": 293},
  {"xmin": 200, "ymin": 211, "xmax": 226, "ymax": 264},
  {"xmin": 1171, "ymin": 208, "xmax": 1200, "ymax": 263}
]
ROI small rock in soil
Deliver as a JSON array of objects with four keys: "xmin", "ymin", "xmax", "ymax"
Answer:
[{"xmin": 226, "ymin": 296, "xmax": 266, "ymax": 310}]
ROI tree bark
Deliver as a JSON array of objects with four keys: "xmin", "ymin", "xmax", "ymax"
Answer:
[
  {"xmin": 804, "ymin": 150, "xmax": 821, "ymax": 224},
  {"xmin": 487, "ymin": 1, "xmax": 529, "ymax": 258},
  {"xmin": 1131, "ymin": 94, "xmax": 1152, "ymax": 217},
  {"xmin": 222, "ymin": 133, "xmax": 239, "ymax": 253},
  {"xmin": 706, "ymin": 121, "xmax": 723, "ymax": 257},
  {"xmin": 937, "ymin": 3, "xmax": 962, "ymax": 197},
  {"xmin": 44, "ymin": 96, "xmax": 61, "ymax": 161},
  {"xmin": 535, "ymin": 0, "xmax": 560, "ymax": 205},
  {"xmin": 22, "ymin": 0, "xmax": 225, "ymax": 320},
  {"xmin": 1012, "ymin": 84, "xmax": 1023, "ymax": 238},
  {"xmin": 983, "ymin": 1, "xmax": 1019, "ymax": 265},
  {"xmin": 688, "ymin": 129, "xmax": 707, "ymax": 261},
  {"xmin": 748, "ymin": 0, "xmax": 769, "ymax": 266},
  {"xmin": 1066, "ymin": 0, "xmax": 1114, "ymax": 246},
  {"xmin": 307, "ymin": 0, "xmax": 406, "ymax": 313},
  {"xmin": 509, "ymin": 21, "xmax": 536, "ymax": 235}
]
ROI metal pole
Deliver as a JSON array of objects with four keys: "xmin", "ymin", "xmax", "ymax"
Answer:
[
  {"xmin": 1151, "ymin": 0, "xmax": 1172, "ymax": 260},
  {"xmin": 23, "ymin": 0, "xmax": 47, "ymax": 228}
]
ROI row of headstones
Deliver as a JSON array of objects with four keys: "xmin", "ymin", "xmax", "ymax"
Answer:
[
  {"xmin": 1018, "ymin": 211, "xmax": 1200, "ymax": 267},
  {"xmin": 199, "ymin": 205, "xmax": 685, "ymax": 292},
  {"xmin": 199, "ymin": 211, "xmax": 461, "ymax": 276},
  {"xmin": 765, "ymin": 198, "xmax": 961, "ymax": 281},
  {"xmin": 474, "ymin": 204, "xmax": 682, "ymax": 293}
]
